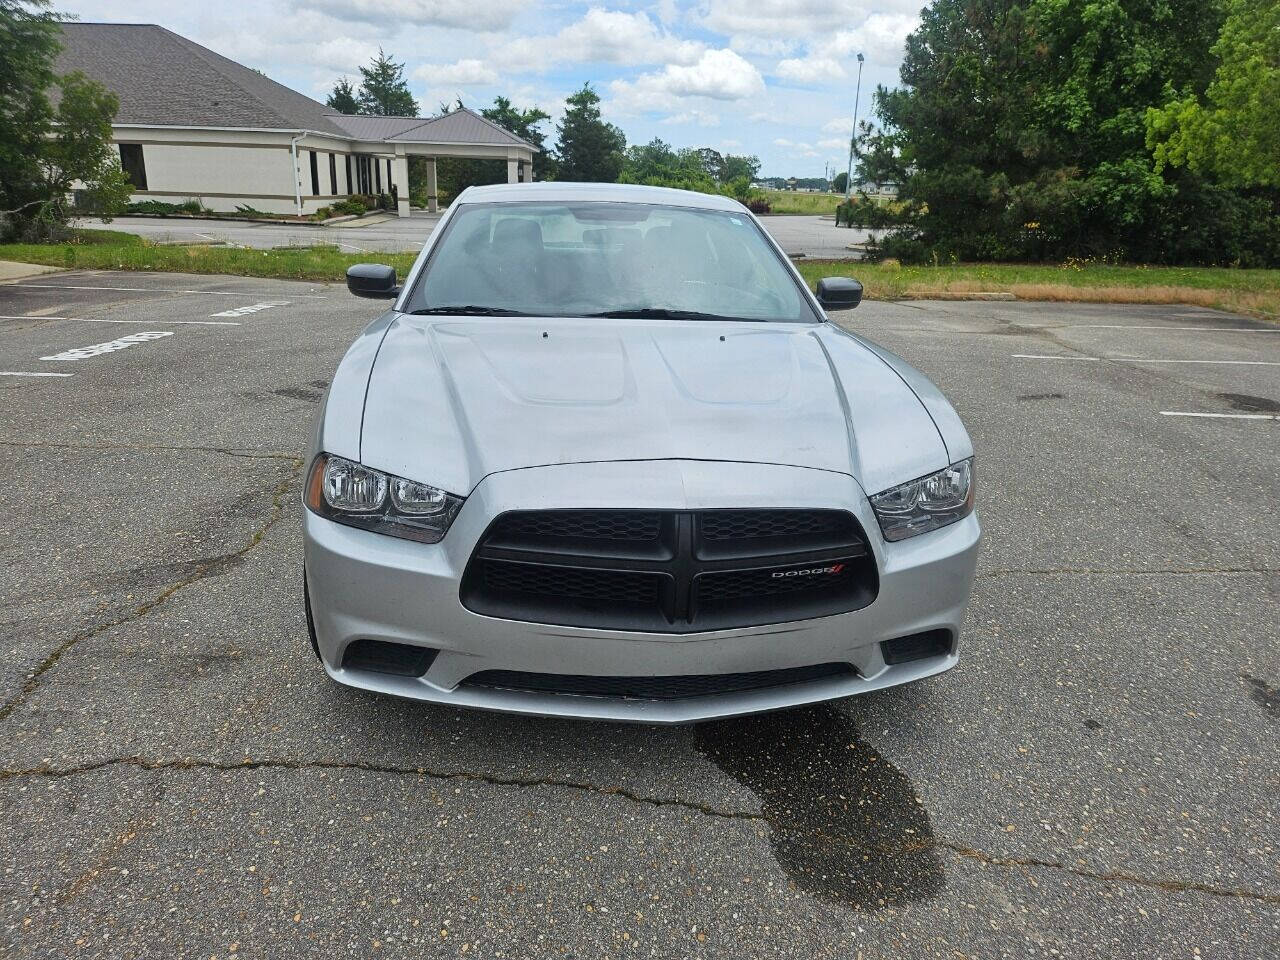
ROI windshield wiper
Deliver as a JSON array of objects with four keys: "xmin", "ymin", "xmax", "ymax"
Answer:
[
  {"xmin": 585, "ymin": 307, "xmax": 745, "ymax": 322},
  {"xmin": 408, "ymin": 305, "xmax": 533, "ymax": 316}
]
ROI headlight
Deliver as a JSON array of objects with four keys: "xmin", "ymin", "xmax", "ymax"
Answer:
[
  {"xmin": 305, "ymin": 453, "xmax": 463, "ymax": 543},
  {"xmin": 870, "ymin": 459, "xmax": 974, "ymax": 542}
]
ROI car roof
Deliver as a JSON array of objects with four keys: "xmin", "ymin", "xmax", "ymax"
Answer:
[{"xmin": 454, "ymin": 182, "xmax": 747, "ymax": 212}]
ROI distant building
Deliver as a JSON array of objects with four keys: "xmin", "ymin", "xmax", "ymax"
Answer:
[{"xmin": 54, "ymin": 23, "xmax": 538, "ymax": 217}]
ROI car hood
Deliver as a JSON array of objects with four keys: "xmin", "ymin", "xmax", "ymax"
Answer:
[{"xmin": 358, "ymin": 315, "xmax": 949, "ymax": 495}]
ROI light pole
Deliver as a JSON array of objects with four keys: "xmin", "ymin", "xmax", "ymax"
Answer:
[{"xmin": 844, "ymin": 52, "xmax": 865, "ymax": 200}]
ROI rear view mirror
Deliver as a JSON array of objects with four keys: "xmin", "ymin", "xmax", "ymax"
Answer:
[
  {"xmin": 816, "ymin": 276, "xmax": 863, "ymax": 310},
  {"xmin": 347, "ymin": 263, "xmax": 399, "ymax": 299}
]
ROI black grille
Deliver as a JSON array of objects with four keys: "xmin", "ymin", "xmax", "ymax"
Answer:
[
  {"xmin": 462, "ymin": 662, "xmax": 856, "ymax": 700},
  {"xmin": 494, "ymin": 511, "xmax": 661, "ymax": 542},
  {"xmin": 461, "ymin": 509, "xmax": 877, "ymax": 633},
  {"xmin": 482, "ymin": 560, "xmax": 663, "ymax": 605},
  {"xmin": 696, "ymin": 560, "xmax": 861, "ymax": 603}
]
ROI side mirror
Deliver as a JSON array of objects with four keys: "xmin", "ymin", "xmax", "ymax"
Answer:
[
  {"xmin": 816, "ymin": 276, "xmax": 863, "ymax": 311},
  {"xmin": 346, "ymin": 263, "xmax": 399, "ymax": 300}
]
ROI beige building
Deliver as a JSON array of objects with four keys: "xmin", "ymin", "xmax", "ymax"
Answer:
[{"xmin": 55, "ymin": 23, "xmax": 538, "ymax": 217}]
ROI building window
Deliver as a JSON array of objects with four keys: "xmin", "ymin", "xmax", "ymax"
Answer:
[
  {"xmin": 309, "ymin": 151, "xmax": 320, "ymax": 196},
  {"xmin": 344, "ymin": 155, "xmax": 352, "ymax": 194},
  {"xmin": 329, "ymin": 153, "xmax": 337, "ymax": 195},
  {"xmin": 119, "ymin": 143, "xmax": 147, "ymax": 190}
]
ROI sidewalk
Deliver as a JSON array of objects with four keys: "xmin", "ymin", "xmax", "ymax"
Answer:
[{"xmin": 0, "ymin": 260, "xmax": 63, "ymax": 282}]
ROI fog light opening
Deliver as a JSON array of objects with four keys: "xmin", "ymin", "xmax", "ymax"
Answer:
[
  {"xmin": 881, "ymin": 629, "xmax": 953, "ymax": 666},
  {"xmin": 341, "ymin": 639, "xmax": 438, "ymax": 677}
]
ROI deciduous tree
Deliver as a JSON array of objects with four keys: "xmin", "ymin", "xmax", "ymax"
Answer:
[
  {"xmin": 1146, "ymin": 0, "xmax": 1280, "ymax": 188},
  {"xmin": 0, "ymin": 2, "xmax": 130, "ymax": 239}
]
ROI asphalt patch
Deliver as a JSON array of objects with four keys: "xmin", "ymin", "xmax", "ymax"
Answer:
[
  {"xmin": 694, "ymin": 704, "xmax": 943, "ymax": 910},
  {"xmin": 1217, "ymin": 392, "xmax": 1280, "ymax": 414},
  {"xmin": 1241, "ymin": 674, "xmax": 1278, "ymax": 716},
  {"xmin": 1017, "ymin": 392, "xmax": 1066, "ymax": 401}
]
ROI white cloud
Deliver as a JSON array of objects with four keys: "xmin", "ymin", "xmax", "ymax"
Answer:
[
  {"xmin": 503, "ymin": 8, "xmax": 703, "ymax": 70},
  {"xmin": 661, "ymin": 110, "xmax": 721, "ymax": 127},
  {"xmin": 773, "ymin": 137, "xmax": 794, "ymax": 147},
  {"xmin": 818, "ymin": 136, "xmax": 848, "ymax": 149},
  {"xmin": 820, "ymin": 12, "xmax": 920, "ymax": 56},
  {"xmin": 413, "ymin": 58, "xmax": 498, "ymax": 86},
  {"xmin": 610, "ymin": 48, "xmax": 766, "ymax": 113},
  {"xmin": 822, "ymin": 116, "xmax": 853, "ymax": 133},
  {"xmin": 775, "ymin": 56, "xmax": 846, "ymax": 84},
  {"xmin": 728, "ymin": 35, "xmax": 798, "ymax": 57},
  {"xmin": 310, "ymin": 37, "xmax": 380, "ymax": 72},
  {"xmin": 298, "ymin": 0, "xmax": 522, "ymax": 31},
  {"xmin": 698, "ymin": 0, "xmax": 920, "ymax": 39}
]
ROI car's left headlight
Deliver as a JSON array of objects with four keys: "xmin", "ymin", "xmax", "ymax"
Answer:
[
  {"xmin": 870, "ymin": 459, "xmax": 975, "ymax": 542},
  {"xmin": 304, "ymin": 453, "xmax": 464, "ymax": 543}
]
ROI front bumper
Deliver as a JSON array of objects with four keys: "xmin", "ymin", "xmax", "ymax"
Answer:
[{"xmin": 303, "ymin": 460, "xmax": 980, "ymax": 723}]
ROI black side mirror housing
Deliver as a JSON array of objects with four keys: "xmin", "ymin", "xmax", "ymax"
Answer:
[
  {"xmin": 346, "ymin": 263, "xmax": 400, "ymax": 300},
  {"xmin": 816, "ymin": 276, "xmax": 863, "ymax": 311}
]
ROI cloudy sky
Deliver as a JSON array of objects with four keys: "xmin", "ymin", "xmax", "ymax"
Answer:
[{"xmin": 65, "ymin": 1, "xmax": 922, "ymax": 177}]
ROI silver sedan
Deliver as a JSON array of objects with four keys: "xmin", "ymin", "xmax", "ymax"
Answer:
[{"xmin": 303, "ymin": 182, "xmax": 980, "ymax": 722}]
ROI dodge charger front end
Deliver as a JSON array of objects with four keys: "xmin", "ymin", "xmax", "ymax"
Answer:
[{"xmin": 302, "ymin": 182, "xmax": 980, "ymax": 723}]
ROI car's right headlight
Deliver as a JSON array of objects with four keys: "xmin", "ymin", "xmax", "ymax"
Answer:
[
  {"xmin": 870, "ymin": 459, "xmax": 975, "ymax": 542},
  {"xmin": 304, "ymin": 453, "xmax": 464, "ymax": 543}
]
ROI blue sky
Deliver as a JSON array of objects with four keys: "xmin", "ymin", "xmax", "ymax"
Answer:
[{"xmin": 65, "ymin": 1, "xmax": 922, "ymax": 177}]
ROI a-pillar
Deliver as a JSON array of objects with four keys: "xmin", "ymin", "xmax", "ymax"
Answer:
[
  {"xmin": 392, "ymin": 150, "xmax": 411, "ymax": 217},
  {"xmin": 425, "ymin": 158, "xmax": 438, "ymax": 213},
  {"xmin": 507, "ymin": 157, "xmax": 519, "ymax": 183}
]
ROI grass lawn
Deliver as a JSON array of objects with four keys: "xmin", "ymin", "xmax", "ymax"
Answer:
[
  {"xmin": 2, "ymin": 230, "xmax": 1277, "ymax": 320},
  {"xmin": 761, "ymin": 190, "xmax": 843, "ymax": 216},
  {"xmin": 0, "ymin": 229, "xmax": 419, "ymax": 283},
  {"xmin": 795, "ymin": 260, "xmax": 1280, "ymax": 320}
]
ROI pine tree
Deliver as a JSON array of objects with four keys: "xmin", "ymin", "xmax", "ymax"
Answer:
[
  {"xmin": 326, "ymin": 77, "xmax": 358, "ymax": 114},
  {"xmin": 357, "ymin": 49, "xmax": 418, "ymax": 117},
  {"xmin": 554, "ymin": 84, "xmax": 625, "ymax": 183}
]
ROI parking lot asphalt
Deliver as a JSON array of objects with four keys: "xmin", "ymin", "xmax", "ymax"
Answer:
[
  {"xmin": 1, "ymin": 271, "xmax": 1277, "ymax": 958},
  {"xmin": 76, "ymin": 213, "xmax": 873, "ymax": 259}
]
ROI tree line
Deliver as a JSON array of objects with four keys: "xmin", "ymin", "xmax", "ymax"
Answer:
[
  {"xmin": 326, "ymin": 54, "xmax": 763, "ymax": 208},
  {"xmin": 856, "ymin": 0, "xmax": 1278, "ymax": 266}
]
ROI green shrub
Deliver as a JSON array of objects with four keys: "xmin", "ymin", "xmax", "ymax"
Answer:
[{"xmin": 330, "ymin": 198, "xmax": 368, "ymax": 216}]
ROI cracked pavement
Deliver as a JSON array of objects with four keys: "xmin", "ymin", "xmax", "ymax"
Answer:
[{"xmin": 1, "ymin": 271, "xmax": 1277, "ymax": 958}]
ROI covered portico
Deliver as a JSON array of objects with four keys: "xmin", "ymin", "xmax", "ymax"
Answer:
[{"xmin": 331, "ymin": 109, "xmax": 538, "ymax": 217}]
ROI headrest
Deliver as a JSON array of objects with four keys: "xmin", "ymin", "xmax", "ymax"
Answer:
[{"xmin": 492, "ymin": 218, "xmax": 544, "ymax": 249}]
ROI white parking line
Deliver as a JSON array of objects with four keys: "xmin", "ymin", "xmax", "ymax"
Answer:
[
  {"xmin": 1161, "ymin": 411, "xmax": 1280, "ymax": 421},
  {"xmin": 1063, "ymin": 325, "xmax": 1280, "ymax": 333},
  {"xmin": 0, "ymin": 371, "xmax": 73, "ymax": 377},
  {"xmin": 1013, "ymin": 354, "xmax": 1280, "ymax": 366},
  {"xmin": 41, "ymin": 331, "xmax": 173, "ymax": 361},
  {"xmin": 0, "ymin": 314, "xmax": 239, "ymax": 326},
  {"xmin": 337, "ymin": 242, "xmax": 368, "ymax": 253},
  {"xmin": 211, "ymin": 300, "xmax": 289, "ymax": 318},
  {"xmin": 7, "ymin": 283, "xmax": 327, "ymax": 298}
]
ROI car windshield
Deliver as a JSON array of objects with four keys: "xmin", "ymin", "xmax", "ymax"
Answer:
[{"xmin": 405, "ymin": 201, "xmax": 818, "ymax": 322}]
